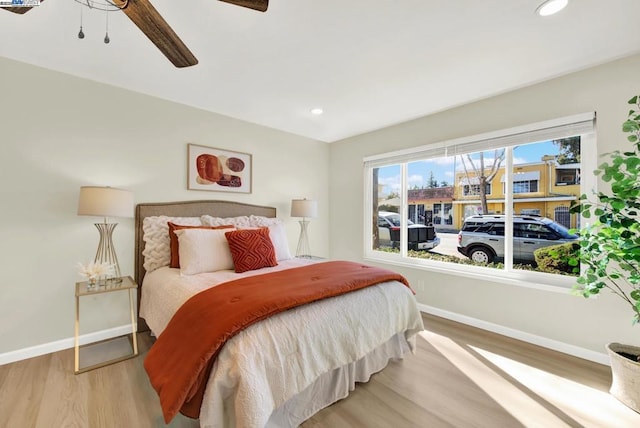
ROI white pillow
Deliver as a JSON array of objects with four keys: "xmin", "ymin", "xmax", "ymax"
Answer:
[
  {"xmin": 142, "ymin": 216, "xmax": 202, "ymax": 272},
  {"xmin": 200, "ymin": 215, "xmax": 283, "ymax": 229},
  {"xmin": 175, "ymin": 228, "xmax": 235, "ymax": 275},
  {"xmin": 201, "ymin": 215, "xmax": 252, "ymax": 228},
  {"xmin": 267, "ymin": 223, "xmax": 292, "ymax": 261},
  {"xmin": 237, "ymin": 223, "xmax": 292, "ymax": 262},
  {"xmin": 249, "ymin": 215, "xmax": 282, "ymax": 227}
]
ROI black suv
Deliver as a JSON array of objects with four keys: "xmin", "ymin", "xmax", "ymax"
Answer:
[
  {"xmin": 457, "ymin": 215, "xmax": 577, "ymax": 264},
  {"xmin": 378, "ymin": 211, "xmax": 440, "ymax": 251}
]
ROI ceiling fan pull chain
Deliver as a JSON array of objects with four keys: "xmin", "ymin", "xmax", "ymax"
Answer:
[
  {"xmin": 78, "ymin": 4, "xmax": 85, "ymax": 39},
  {"xmin": 104, "ymin": 8, "xmax": 110, "ymax": 44}
]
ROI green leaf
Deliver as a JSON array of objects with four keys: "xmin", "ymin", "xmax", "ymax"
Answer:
[
  {"xmin": 611, "ymin": 200, "xmax": 626, "ymax": 210},
  {"xmin": 623, "ymin": 120, "xmax": 640, "ymax": 133}
]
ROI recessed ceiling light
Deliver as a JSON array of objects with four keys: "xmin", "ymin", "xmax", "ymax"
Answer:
[
  {"xmin": 310, "ymin": 108, "xmax": 323, "ymax": 115},
  {"xmin": 536, "ymin": 0, "xmax": 569, "ymax": 16}
]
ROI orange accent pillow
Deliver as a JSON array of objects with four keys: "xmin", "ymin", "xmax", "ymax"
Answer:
[
  {"xmin": 168, "ymin": 222, "xmax": 234, "ymax": 268},
  {"xmin": 224, "ymin": 228, "xmax": 278, "ymax": 273}
]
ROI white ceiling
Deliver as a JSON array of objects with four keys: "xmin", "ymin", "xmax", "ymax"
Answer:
[{"xmin": 1, "ymin": 0, "xmax": 640, "ymax": 142}]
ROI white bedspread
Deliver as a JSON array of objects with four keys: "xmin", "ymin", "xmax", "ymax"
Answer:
[
  {"xmin": 140, "ymin": 260, "xmax": 424, "ymax": 428},
  {"xmin": 140, "ymin": 259, "xmax": 319, "ymax": 336}
]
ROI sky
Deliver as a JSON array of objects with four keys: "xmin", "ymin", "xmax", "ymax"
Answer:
[{"xmin": 378, "ymin": 140, "xmax": 561, "ymax": 196}]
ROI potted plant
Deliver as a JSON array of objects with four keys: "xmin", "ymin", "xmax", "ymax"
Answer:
[{"xmin": 570, "ymin": 94, "xmax": 640, "ymax": 413}]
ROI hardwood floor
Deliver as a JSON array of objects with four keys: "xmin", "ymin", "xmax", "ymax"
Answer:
[{"xmin": 1, "ymin": 314, "xmax": 638, "ymax": 427}]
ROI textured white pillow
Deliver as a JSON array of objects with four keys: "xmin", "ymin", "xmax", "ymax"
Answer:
[
  {"xmin": 201, "ymin": 215, "xmax": 252, "ymax": 228},
  {"xmin": 142, "ymin": 216, "xmax": 202, "ymax": 273},
  {"xmin": 175, "ymin": 228, "xmax": 235, "ymax": 275},
  {"xmin": 249, "ymin": 215, "xmax": 282, "ymax": 227}
]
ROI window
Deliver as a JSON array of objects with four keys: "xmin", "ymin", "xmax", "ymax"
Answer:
[
  {"xmin": 463, "ymin": 183, "xmax": 492, "ymax": 196},
  {"xmin": 502, "ymin": 171, "xmax": 540, "ymax": 193},
  {"xmin": 513, "ymin": 180, "xmax": 538, "ymax": 193},
  {"xmin": 556, "ymin": 167, "xmax": 580, "ymax": 185},
  {"xmin": 433, "ymin": 203, "xmax": 452, "ymax": 225},
  {"xmin": 408, "ymin": 204, "xmax": 426, "ymax": 224},
  {"xmin": 521, "ymin": 208, "xmax": 541, "ymax": 216},
  {"xmin": 364, "ymin": 113, "xmax": 596, "ymax": 289}
]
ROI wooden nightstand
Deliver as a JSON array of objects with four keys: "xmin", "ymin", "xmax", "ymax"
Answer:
[{"xmin": 74, "ymin": 276, "xmax": 139, "ymax": 374}]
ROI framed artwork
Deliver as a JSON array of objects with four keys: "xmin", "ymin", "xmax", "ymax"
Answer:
[{"xmin": 187, "ymin": 144, "xmax": 252, "ymax": 193}]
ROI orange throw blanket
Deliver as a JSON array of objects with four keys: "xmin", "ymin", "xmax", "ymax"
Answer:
[{"xmin": 144, "ymin": 261, "xmax": 411, "ymax": 422}]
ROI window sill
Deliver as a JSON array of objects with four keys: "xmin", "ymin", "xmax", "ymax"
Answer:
[{"xmin": 364, "ymin": 251, "xmax": 576, "ymax": 294}]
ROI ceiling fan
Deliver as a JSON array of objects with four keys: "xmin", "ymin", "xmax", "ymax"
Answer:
[{"xmin": 2, "ymin": 0, "xmax": 269, "ymax": 68}]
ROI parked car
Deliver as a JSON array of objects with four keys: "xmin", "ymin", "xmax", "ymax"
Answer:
[
  {"xmin": 457, "ymin": 214, "xmax": 578, "ymax": 264},
  {"xmin": 378, "ymin": 211, "xmax": 440, "ymax": 251}
]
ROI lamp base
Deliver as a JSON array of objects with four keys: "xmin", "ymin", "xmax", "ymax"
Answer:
[
  {"xmin": 295, "ymin": 219, "xmax": 312, "ymax": 258},
  {"xmin": 94, "ymin": 222, "xmax": 122, "ymax": 282}
]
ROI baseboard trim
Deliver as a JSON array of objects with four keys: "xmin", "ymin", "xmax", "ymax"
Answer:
[
  {"xmin": 418, "ymin": 303, "xmax": 610, "ymax": 366},
  {"xmin": 3, "ymin": 308, "xmax": 610, "ymax": 367},
  {"xmin": 0, "ymin": 325, "xmax": 133, "ymax": 366}
]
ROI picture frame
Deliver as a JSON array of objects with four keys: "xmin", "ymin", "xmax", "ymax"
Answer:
[{"xmin": 187, "ymin": 144, "xmax": 252, "ymax": 193}]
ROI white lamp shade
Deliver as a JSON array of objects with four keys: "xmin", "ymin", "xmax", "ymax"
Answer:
[
  {"xmin": 78, "ymin": 186, "xmax": 134, "ymax": 218},
  {"xmin": 291, "ymin": 199, "xmax": 318, "ymax": 218}
]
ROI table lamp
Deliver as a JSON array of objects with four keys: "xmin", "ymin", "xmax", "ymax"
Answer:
[
  {"xmin": 78, "ymin": 186, "xmax": 134, "ymax": 283},
  {"xmin": 290, "ymin": 198, "xmax": 318, "ymax": 258}
]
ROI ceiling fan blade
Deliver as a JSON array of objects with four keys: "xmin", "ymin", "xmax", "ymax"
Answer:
[
  {"xmin": 2, "ymin": 7, "xmax": 33, "ymax": 14},
  {"xmin": 218, "ymin": 0, "xmax": 268, "ymax": 12},
  {"xmin": 113, "ymin": 0, "xmax": 198, "ymax": 68},
  {"xmin": 2, "ymin": 0, "xmax": 44, "ymax": 14}
]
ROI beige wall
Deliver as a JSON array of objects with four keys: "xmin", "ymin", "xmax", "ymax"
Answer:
[
  {"xmin": 0, "ymin": 57, "xmax": 329, "ymax": 356},
  {"xmin": 3, "ymin": 53, "xmax": 639, "ymax": 362},
  {"xmin": 329, "ymin": 54, "xmax": 640, "ymax": 355}
]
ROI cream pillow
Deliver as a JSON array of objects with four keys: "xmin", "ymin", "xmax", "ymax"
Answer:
[{"xmin": 174, "ymin": 228, "xmax": 235, "ymax": 275}]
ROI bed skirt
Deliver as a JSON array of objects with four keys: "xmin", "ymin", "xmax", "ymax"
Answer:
[{"xmin": 261, "ymin": 332, "xmax": 412, "ymax": 428}]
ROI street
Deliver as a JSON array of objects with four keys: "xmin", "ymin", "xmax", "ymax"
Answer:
[{"xmin": 431, "ymin": 231, "xmax": 465, "ymax": 259}]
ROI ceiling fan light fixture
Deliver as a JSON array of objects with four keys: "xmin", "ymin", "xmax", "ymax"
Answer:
[{"xmin": 536, "ymin": 0, "xmax": 569, "ymax": 17}]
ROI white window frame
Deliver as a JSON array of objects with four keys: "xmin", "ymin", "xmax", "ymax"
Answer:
[{"xmin": 363, "ymin": 112, "xmax": 596, "ymax": 292}]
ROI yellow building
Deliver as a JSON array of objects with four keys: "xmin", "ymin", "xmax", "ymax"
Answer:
[{"xmin": 452, "ymin": 158, "xmax": 580, "ymax": 229}]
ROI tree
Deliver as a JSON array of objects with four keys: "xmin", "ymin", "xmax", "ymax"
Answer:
[
  {"xmin": 427, "ymin": 171, "xmax": 438, "ymax": 188},
  {"xmin": 386, "ymin": 192, "xmax": 400, "ymax": 199},
  {"xmin": 459, "ymin": 150, "xmax": 505, "ymax": 215},
  {"xmin": 553, "ymin": 136, "xmax": 581, "ymax": 164}
]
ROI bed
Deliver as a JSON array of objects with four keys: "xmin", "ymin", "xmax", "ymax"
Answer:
[{"xmin": 135, "ymin": 200, "xmax": 424, "ymax": 428}]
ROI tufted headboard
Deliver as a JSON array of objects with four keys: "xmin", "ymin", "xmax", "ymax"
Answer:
[{"xmin": 134, "ymin": 200, "xmax": 277, "ymax": 331}]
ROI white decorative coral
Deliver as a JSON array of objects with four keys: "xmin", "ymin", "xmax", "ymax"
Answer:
[{"xmin": 77, "ymin": 261, "xmax": 114, "ymax": 284}]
